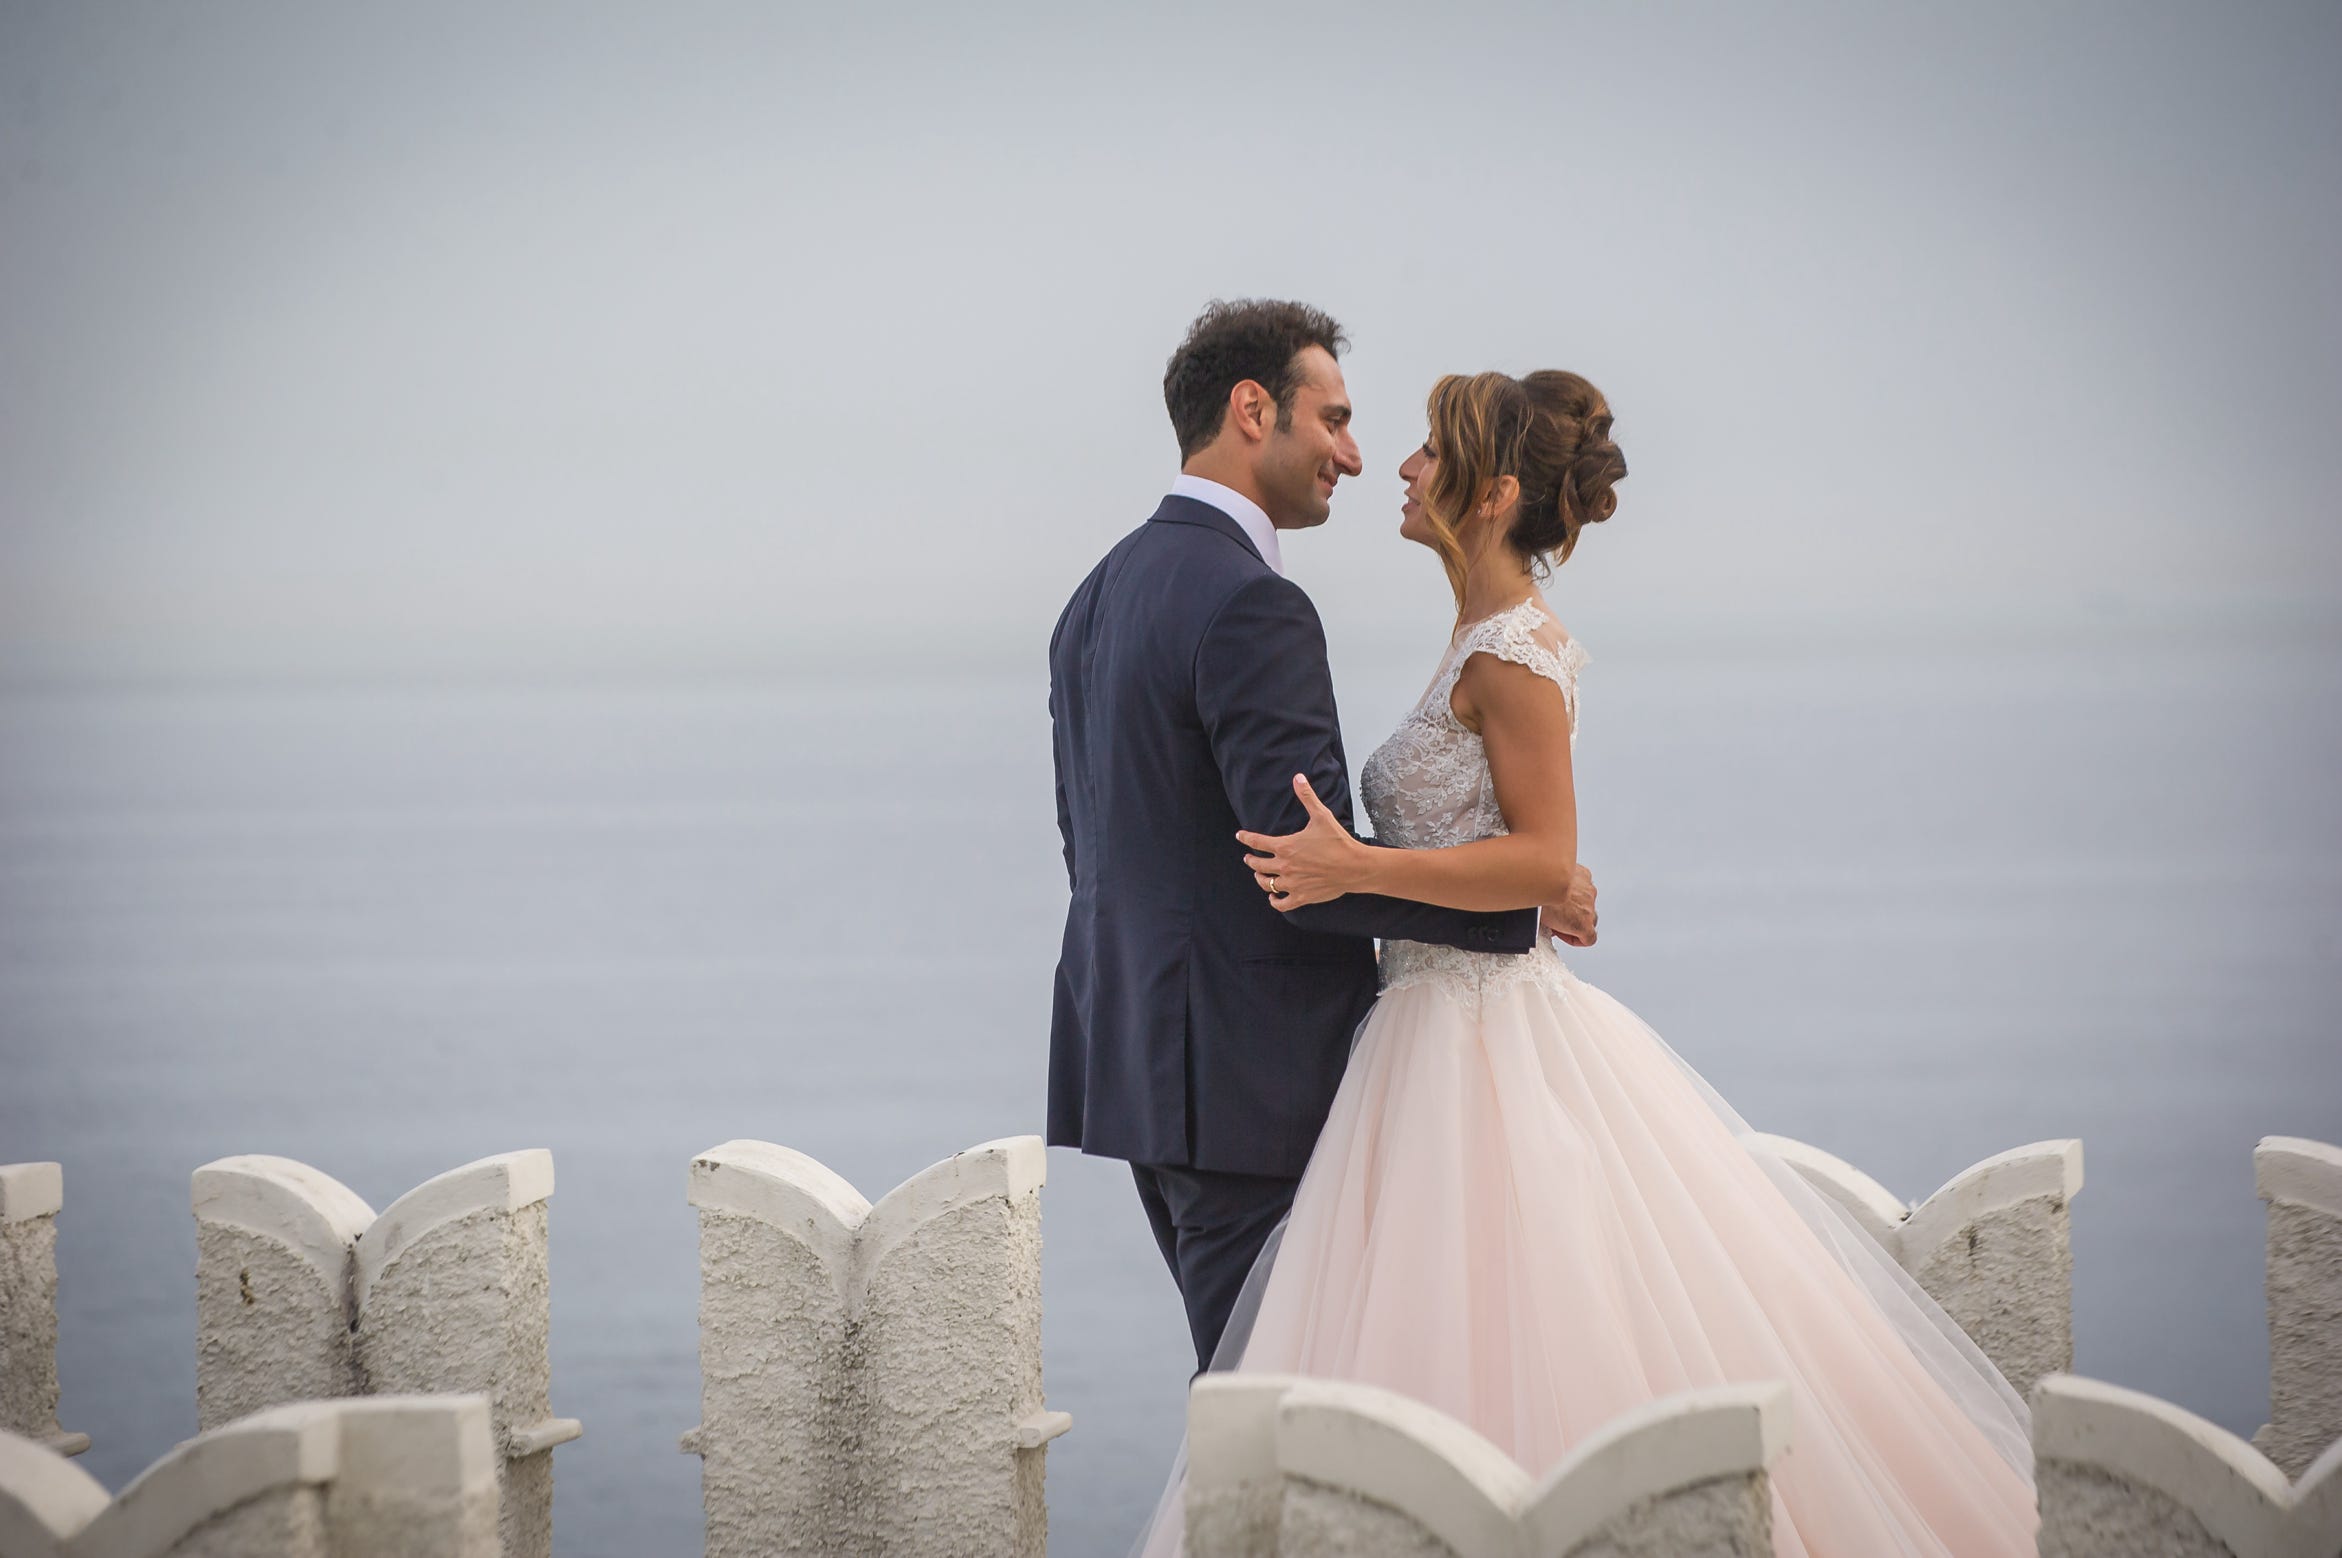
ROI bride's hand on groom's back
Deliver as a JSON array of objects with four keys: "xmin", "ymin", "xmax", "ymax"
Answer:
[
  {"xmin": 1236, "ymin": 774, "xmax": 1370, "ymax": 910},
  {"xmin": 1543, "ymin": 865, "xmax": 1599, "ymax": 946}
]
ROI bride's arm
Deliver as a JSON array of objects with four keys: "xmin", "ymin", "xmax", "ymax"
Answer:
[
  {"xmin": 1239, "ymin": 652, "xmax": 1578, "ymax": 913},
  {"xmin": 1197, "ymin": 575, "xmax": 1539, "ymax": 951}
]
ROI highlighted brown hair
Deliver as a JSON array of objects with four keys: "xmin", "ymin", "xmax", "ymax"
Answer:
[{"xmin": 1419, "ymin": 370, "xmax": 1627, "ymax": 610}]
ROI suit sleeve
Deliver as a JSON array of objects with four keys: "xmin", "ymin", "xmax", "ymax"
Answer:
[
  {"xmin": 1047, "ymin": 628, "xmax": 1077, "ymax": 892},
  {"xmin": 1194, "ymin": 574, "xmax": 1538, "ymax": 952},
  {"xmin": 1051, "ymin": 713, "xmax": 1076, "ymax": 890}
]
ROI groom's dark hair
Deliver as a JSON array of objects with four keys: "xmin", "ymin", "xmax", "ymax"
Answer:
[{"xmin": 1164, "ymin": 299, "xmax": 1349, "ymax": 460}]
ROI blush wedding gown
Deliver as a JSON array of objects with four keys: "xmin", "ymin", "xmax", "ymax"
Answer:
[{"xmin": 1139, "ymin": 598, "xmax": 2038, "ymax": 1557}]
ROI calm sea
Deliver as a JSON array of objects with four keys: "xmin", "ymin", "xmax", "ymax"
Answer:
[{"xmin": 3, "ymin": 634, "xmax": 2337, "ymax": 1556}]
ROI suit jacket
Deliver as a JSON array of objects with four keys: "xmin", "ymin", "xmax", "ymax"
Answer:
[{"xmin": 1046, "ymin": 494, "xmax": 1538, "ymax": 1176}]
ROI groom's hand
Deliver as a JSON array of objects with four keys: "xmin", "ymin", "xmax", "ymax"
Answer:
[
  {"xmin": 1237, "ymin": 773, "xmax": 1370, "ymax": 910},
  {"xmin": 1542, "ymin": 865, "xmax": 1598, "ymax": 947}
]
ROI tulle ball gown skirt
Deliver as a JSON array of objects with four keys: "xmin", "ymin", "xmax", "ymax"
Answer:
[{"xmin": 1207, "ymin": 944, "xmax": 2039, "ymax": 1557}]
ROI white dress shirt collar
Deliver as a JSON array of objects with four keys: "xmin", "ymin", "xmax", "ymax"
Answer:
[{"xmin": 1169, "ymin": 473, "xmax": 1284, "ymax": 577}]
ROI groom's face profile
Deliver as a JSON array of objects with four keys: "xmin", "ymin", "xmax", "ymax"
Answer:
[{"xmin": 1251, "ymin": 346, "xmax": 1363, "ymax": 531}]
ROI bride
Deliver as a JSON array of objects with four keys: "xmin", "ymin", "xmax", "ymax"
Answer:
[{"xmin": 1151, "ymin": 369, "xmax": 2038, "ymax": 1555}]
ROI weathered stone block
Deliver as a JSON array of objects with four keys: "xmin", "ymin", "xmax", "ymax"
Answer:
[
  {"xmin": 2033, "ymin": 1372, "xmax": 2342, "ymax": 1558},
  {"xmin": 190, "ymin": 1151, "xmax": 577, "ymax": 1558},
  {"xmin": 1747, "ymin": 1134, "xmax": 2083, "ymax": 1395},
  {"xmin": 1187, "ymin": 1375, "xmax": 1293, "ymax": 1558},
  {"xmin": 193, "ymin": 1157, "xmax": 373, "ymax": 1431},
  {"xmin": 1187, "ymin": 1374, "xmax": 1787, "ymax": 1557},
  {"xmin": 0, "ymin": 1394, "xmax": 498, "ymax": 1558},
  {"xmin": 0, "ymin": 1164, "xmax": 86, "ymax": 1457},
  {"xmin": 2252, "ymin": 1136, "xmax": 2342, "ymax": 1480},
  {"xmin": 681, "ymin": 1136, "xmax": 1067, "ymax": 1558}
]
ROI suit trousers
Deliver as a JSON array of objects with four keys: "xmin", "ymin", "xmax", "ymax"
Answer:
[{"xmin": 1131, "ymin": 1161, "xmax": 1301, "ymax": 1374}]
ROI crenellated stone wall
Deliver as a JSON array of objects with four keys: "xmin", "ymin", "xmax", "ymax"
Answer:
[
  {"xmin": 192, "ymin": 1156, "xmax": 373, "ymax": 1429},
  {"xmin": 1, "ymin": 1132, "xmax": 2336, "ymax": 1556},
  {"xmin": 2033, "ymin": 1373, "xmax": 2342, "ymax": 1558},
  {"xmin": 1743, "ymin": 1133, "xmax": 2083, "ymax": 1397},
  {"xmin": 0, "ymin": 1165, "xmax": 86, "ymax": 1458},
  {"xmin": 189, "ymin": 1151, "xmax": 578, "ymax": 1558},
  {"xmin": 0, "ymin": 1395, "xmax": 499, "ymax": 1558},
  {"xmin": 680, "ymin": 1135, "xmax": 1068, "ymax": 1558},
  {"xmin": 1187, "ymin": 1374, "xmax": 1789, "ymax": 1558},
  {"xmin": 2253, "ymin": 1136, "xmax": 2342, "ymax": 1481}
]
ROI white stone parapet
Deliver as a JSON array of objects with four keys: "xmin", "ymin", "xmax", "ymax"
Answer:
[
  {"xmin": 2253, "ymin": 1136, "xmax": 2342, "ymax": 1480},
  {"xmin": 1745, "ymin": 1134, "xmax": 2084, "ymax": 1395},
  {"xmin": 192, "ymin": 1156, "xmax": 374, "ymax": 1429},
  {"xmin": 2033, "ymin": 1373, "xmax": 2342, "ymax": 1558},
  {"xmin": 1186, "ymin": 1373, "xmax": 1790, "ymax": 1558},
  {"xmin": 0, "ymin": 1394, "xmax": 499, "ymax": 1558},
  {"xmin": 190, "ymin": 1151, "xmax": 578, "ymax": 1558},
  {"xmin": 681, "ymin": 1135, "xmax": 1068, "ymax": 1558},
  {"xmin": 0, "ymin": 1164, "xmax": 87, "ymax": 1458}
]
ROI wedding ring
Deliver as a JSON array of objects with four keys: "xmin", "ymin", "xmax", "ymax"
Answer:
[{"xmin": 1268, "ymin": 874, "xmax": 1281, "ymax": 895}]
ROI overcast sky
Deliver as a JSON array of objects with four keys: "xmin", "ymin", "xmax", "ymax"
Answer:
[{"xmin": 3, "ymin": 2, "xmax": 2336, "ymax": 681}]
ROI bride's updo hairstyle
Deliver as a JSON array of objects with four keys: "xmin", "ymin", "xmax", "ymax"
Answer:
[{"xmin": 1419, "ymin": 370, "xmax": 1627, "ymax": 607}]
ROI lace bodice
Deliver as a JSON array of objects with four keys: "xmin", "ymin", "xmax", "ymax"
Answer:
[
  {"xmin": 1358, "ymin": 597, "xmax": 1588, "ymax": 1004},
  {"xmin": 1360, "ymin": 598, "xmax": 1585, "ymax": 850}
]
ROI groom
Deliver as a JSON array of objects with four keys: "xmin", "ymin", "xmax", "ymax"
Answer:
[{"xmin": 1046, "ymin": 299, "xmax": 1598, "ymax": 1371}]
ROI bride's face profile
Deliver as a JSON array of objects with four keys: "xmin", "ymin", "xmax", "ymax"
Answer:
[
  {"xmin": 1397, "ymin": 440, "xmax": 1440, "ymax": 549},
  {"xmin": 1399, "ymin": 440, "xmax": 1511, "ymax": 550}
]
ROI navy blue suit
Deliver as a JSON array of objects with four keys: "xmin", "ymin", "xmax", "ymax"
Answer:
[{"xmin": 1047, "ymin": 493, "xmax": 1536, "ymax": 1365}]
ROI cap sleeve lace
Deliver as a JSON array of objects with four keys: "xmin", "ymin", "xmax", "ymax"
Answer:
[{"xmin": 1436, "ymin": 599, "xmax": 1588, "ymax": 738}]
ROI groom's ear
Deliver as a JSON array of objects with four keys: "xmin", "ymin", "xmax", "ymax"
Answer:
[{"xmin": 1224, "ymin": 379, "xmax": 1275, "ymax": 445}]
